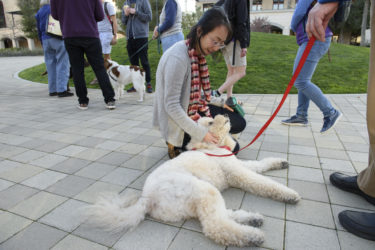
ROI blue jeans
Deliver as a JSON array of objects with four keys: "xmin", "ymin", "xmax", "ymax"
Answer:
[
  {"xmin": 293, "ymin": 37, "xmax": 334, "ymax": 118},
  {"xmin": 43, "ymin": 38, "xmax": 70, "ymax": 93},
  {"xmin": 161, "ymin": 32, "xmax": 184, "ymax": 52}
]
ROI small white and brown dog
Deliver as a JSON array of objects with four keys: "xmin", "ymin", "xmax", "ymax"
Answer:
[
  {"xmin": 104, "ymin": 59, "xmax": 145, "ymax": 102},
  {"xmin": 85, "ymin": 115, "xmax": 300, "ymax": 247}
]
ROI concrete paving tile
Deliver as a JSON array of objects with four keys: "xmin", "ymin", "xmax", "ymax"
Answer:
[
  {"xmin": 288, "ymin": 165, "xmax": 324, "ymax": 183},
  {"xmin": 114, "ymin": 220, "xmax": 179, "ymax": 250},
  {"xmin": 0, "ymin": 222, "xmax": 67, "ymax": 250},
  {"xmin": 286, "ymin": 199, "xmax": 335, "ymax": 229},
  {"xmin": 339, "ymin": 135, "xmax": 367, "ymax": 144},
  {"xmin": 319, "ymin": 158, "xmax": 356, "ymax": 173},
  {"xmin": 222, "ymin": 188, "xmax": 245, "ymax": 210},
  {"xmin": 95, "ymin": 140, "xmax": 126, "ymax": 151},
  {"xmin": 288, "ymin": 144, "xmax": 317, "ymax": 157},
  {"xmin": 285, "ymin": 221, "xmax": 340, "ymax": 250},
  {"xmin": 288, "ymin": 179, "xmax": 329, "ymax": 203},
  {"xmin": 128, "ymin": 166, "xmax": 158, "ymax": 190},
  {"xmin": 75, "ymin": 136, "xmax": 106, "ymax": 147},
  {"xmin": 10, "ymin": 191, "xmax": 67, "ymax": 220},
  {"xmin": 337, "ymin": 230, "xmax": 375, "ymax": 250},
  {"xmin": 93, "ymin": 130, "xmax": 120, "ymax": 139},
  {"xmin": 0, "ymin": 212, "xmax": 32, "ymax": 243},
  {"xmin": 0, "ymin": 145, "xmax": 28, "ymax": 158},
  {"xmin": 46, "ymin": 175, "xmax": 96, "ymax": 198},
  {"xmin": 288, "ymin": 137, "xmax": 316, "ymax": 147},
  {"xmin": 182, "ymin": 219, "xmax": 201, "ymax": 233},
  {"xmin": 342, "ymin": 142, "xmax": 369, "ymax": 153},
  {"xmin": 257, "ymin": 151, "xmax": 287, "ymax": 161},
  {"xmin": 327, "ymin": 185, "xmax": 375, "ymax": 210},
  {"xmin": 168, "ymin": 228, "xmax": 224, "ymax": 250},
  {"xmin": 263, "ymin": 134, "xmax": 288, "ymax": 144},
  {"xmin": 35, "ymin": 141, "xmax": 69, "ymax": 153},
  {"xmin": 237, "ymin": 148, "xmax": 259, "ymax": 160},
  {"xmin": 55, "ymin": 134, "xmax": 86, "ymax": 144},
  {"xmin": 122, "ymin": 155, "xmax": 160, "ymax": 171},
  {"xmin": 116, "ymin": 143, "xmax": 148, "ymax": 155},
  {"xmin": 0, "ymin": 133, "xmax": 32, "ymax": 146},
  {"xmin": 51, "ymin": 234, "xmax": 107, "ymax": 250},
  {"xmin": 75, "ymin": 162, "xmax": 117, "ymax": 180},
  {"xmin": 317, "ymin": 148, "xmax": 349, "ymax": 160},
  {"xmin": 0, "ymin": 161, "xmax": 44, "ymax": 183},
  {"xmin": 21, "ymin": 170, "xmax": 67, "ymax": 190},
  {"xmin": 101, "ymin": 167, "xmax": 143, "ymax": 186},
  {"xmin": 9, "ymin": 149, "xmax": 48, "ymax": 163},
  {"xmin": 74, "ymin": 181, "xmax": 124, "ymax": 204},
  {"xmin": 49, "ymin": 158, "xmax": 92, "ymax": 174},
  {"xmin": 287, "ymin": 154, "xmax": 320, "ymax": 168},
  {"xmin": 352, "ymin": 161, "xmax": 369, "ymax": 173},
  {"xmin": 0, "ymin": 179, "xmax": 13, "ymax": 192},
  {"xmin": 241, "ymin": 193, "xmax": 285, "ymax": 219},
  {"xmin": 0, "ymin": 184, "xmax": 39, "ymax": 210},
  {"xmin": 29, "ymin": 154, "xmax": 68, "ymax": 169},
  {"xmin": 55, "ymin": 145, "xmax": 89, "ymax": 157},
  {"xmin": 97, "ymin": 151, "xmax": 132, "ymax": 166},
  {"xmin": 19, "ymin": 138, "xmax": 52, "ymax": 150},
  {"xmin": 260, "ymin": 141, "xmax": 288, "ymax": 153},
  {"xmin": 39, "ymin": 199, "xmax": 88, "ymax": 232},
  {"xmin": 315, "ymin": 138, "xmax": 345, "ymax": 150},
  {"xmin": 138, "ymin": 146, "xmax": 167, "ymax": 160},
  {"xmin": 73, "ymin": 221, "xmax": 124, "ymax": 247},
  {"xmin": 128, "ymin": 135, "xmax": 166, "ymax": 146},
  {"xmin": 347, "ymin": 151, "xmax": 368, "ymax": 163},
  {"xmin": 74, "ymin": 148, "xmax": 111, "ymax": 161}
]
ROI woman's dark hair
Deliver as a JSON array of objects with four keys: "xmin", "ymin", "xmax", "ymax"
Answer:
[{"xmin": 187, "ymin": 7, "xmax": 232, "ymax": 50}]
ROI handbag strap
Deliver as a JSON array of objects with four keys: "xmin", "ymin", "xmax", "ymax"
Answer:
[{"xmin": 104, "ymin": 2, "xmax": 114, "ymax": 35}]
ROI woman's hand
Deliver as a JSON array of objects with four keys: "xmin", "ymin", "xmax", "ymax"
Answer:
[
  {"xmin": 153, "ymin": 26, "xmax": 159, "ymax": 39},
  {"xmin": 203, "ymin": 132, "xmax": 219, "ymax": 144}
]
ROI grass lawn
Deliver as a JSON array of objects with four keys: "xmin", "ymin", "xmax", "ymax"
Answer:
[{"xmin": 19, "ymin": 32, "xmax": 370, "ymax": 94}]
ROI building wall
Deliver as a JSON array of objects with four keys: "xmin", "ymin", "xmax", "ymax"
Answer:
[{"xmin": 0, "ymin": 0, "xmax": 38, "ymax": 50}]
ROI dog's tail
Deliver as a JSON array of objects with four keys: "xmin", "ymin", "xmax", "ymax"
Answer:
[{"xmin": 84, "ymin": 192, "xmax": 149, "ymax": 233}]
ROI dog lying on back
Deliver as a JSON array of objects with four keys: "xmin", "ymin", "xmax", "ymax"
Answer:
[
  {"xmin": 85, "ymin": 115, "xmax": 300, "ymax": 247},
  {"xmin": 103, "ymin": 59, "xmax": 145, "ymax": 102}
]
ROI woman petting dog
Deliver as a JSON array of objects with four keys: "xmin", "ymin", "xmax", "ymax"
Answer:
[{"xmin": 153, "ymin": 7, "xmax": 246, "ymax": 159}]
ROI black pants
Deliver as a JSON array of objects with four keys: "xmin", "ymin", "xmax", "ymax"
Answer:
[
  {"xmin": 127, "ymin": 37, "xmax": 151, "ymax": 83},
  {"xmin": 64, "ymin": 37, "xmax": 115, "ymax": 104},
  {"xmin": 181, "ymin": 104, "xmax": 246, "ymax": 150}
]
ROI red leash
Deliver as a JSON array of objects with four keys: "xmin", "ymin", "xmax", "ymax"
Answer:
[{"xmin": 206, "ymin": 37, "xmax": 317, "ymax": 157}]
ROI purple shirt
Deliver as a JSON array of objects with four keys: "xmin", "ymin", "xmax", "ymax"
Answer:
[
  {"xmin": 50, "ymin": 0, "xmax": 104, "ymax": 38},
  {"xmin": 295, "ymin": 22, "xmax": 333, "ymax": 46}
]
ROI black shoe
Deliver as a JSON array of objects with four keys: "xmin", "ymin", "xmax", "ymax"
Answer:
[
  {"xmin": 330, "ymin": 172, "xmax": 375, "ymax": 205},
  {"xmin": 49, "ymin": 92, "xmax": 57, "ymax": 96},
  {"xmin": 339, "ymin": 210, "xmax": 375, "ymax": 241},
  {"xmin": 146, "ymin": 83, "xmax": 153, "ymax": 93},
  {"xmin": 58, "ymin": 91, "xmax": 74, "ymax": 97}
]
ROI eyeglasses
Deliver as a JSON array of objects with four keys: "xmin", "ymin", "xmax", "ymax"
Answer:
[{"xmin": 209, "ymin": 36, "xmax": 225, "ymax": 49}]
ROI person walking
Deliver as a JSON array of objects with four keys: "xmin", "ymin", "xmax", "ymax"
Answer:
[
  {"xmin": 50, "ymin": 0, "xmax": 116, "ymax": 110},
  {"xmin": 152, "ymin": 0, "xmax": 184, "ymax": 52},
  {"xmin": 35, "ymin": 0, "xmax": 73, "ymax": 98},
  {"xmin": 307, "ymin": 0, "xmax": 375, "ymax": 241},
  {"xmin": 281, "ymin": 0, "xmax": 342, "ymax": 134},
  {"xmin": 211, "ymin": 0, "xmax": 250, "ymax": 102},
  {"xmin": 121, "ymin": 0, "xmax": 153, "ymax": 93}
]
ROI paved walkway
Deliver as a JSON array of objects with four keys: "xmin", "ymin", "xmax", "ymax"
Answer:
[{"xmin": 0, "ymin": 56, "xmax": 374, "ymax": 250}]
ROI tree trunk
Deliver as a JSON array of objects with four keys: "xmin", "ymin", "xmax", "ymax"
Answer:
[{"xmin": 361, "ymin": 0, "xmax": 370, "ymax": 46}]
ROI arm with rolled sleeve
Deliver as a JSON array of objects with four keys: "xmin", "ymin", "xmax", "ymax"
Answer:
[{"xmin": 158, "ymin": 0, "xmax": 177, "ymax": 34}]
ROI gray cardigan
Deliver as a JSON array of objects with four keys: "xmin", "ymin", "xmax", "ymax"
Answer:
[{"xmin": 153, "ymin": 41, "xmax": 208, "ymax": 147}]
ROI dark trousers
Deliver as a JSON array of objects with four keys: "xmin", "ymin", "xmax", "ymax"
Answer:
[
  {"xmin": 64, "ymin": 37, "xmax": 115, "ymax": 104},
  {"xmin": 182, "ymin": 104, "xmax": 246, "ymax": 150},
  {"xmin": 127, "ymin": 37, "xmax": 151, "ymax": 83}
]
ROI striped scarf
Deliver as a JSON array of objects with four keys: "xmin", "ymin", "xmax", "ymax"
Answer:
[{"xmin": 186, "ymin": 40, "xmax": 211, "ymax": 121}]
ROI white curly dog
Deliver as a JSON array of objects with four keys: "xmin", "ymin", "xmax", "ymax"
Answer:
[{"xmin": 86, "ymin": 115, "xmax": 300, "ymax": 247}]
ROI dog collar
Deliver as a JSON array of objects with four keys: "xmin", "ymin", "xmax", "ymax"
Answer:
[
  {"xmin": 191, "ymin": 145, "xmax": 232, "ymax": 152},
  {"xmin": 108, "ymin": 70, "xmax": 118, "ymax": 82}
]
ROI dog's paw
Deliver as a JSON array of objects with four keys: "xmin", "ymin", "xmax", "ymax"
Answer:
[
  {"xmin": 248, "ymin": 215, "xmax": 263, "ymax": 227},
  {"xmin": 281, "ymin": 161, "xmax": 289, "ymax": 169},
  {"xmin": 247, "ymin": 231, "xmax": 265, "ymax": 247},
  {"xmin": 283, "ymin": 191, "xmax": 301, "ymax": 204}
]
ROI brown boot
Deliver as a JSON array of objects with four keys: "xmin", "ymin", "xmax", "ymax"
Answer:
[{"xmin": 167, "ymin": 142, "xmax": 181, "ymax": 159}]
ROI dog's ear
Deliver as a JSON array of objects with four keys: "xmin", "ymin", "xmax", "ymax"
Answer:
[{"xmin": 111, "ymin": 66, "xmax": 120, "ymax": 77}]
